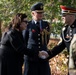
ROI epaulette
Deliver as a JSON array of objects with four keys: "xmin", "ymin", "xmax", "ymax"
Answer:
[
  {"xmin": 43, "ymin": 21, "xmax": 50, "ymax": 27},
  {"xmin": 43, "ymin": 20, "xmax": 50, "ymax": 24}
]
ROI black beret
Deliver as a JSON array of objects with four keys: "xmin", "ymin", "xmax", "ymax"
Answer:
[{"xmin": 31, "ymin": 2, "xmax": 44, "ymax": 12}]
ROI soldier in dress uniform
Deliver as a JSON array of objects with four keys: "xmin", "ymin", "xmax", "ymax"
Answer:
[
  {"xmin": 40, "ymin": 5, "xmax": 76, "ymax": 75},
  {"xmin": 23, "ymin": 2, "xmax": 51, "ymax": 75}
]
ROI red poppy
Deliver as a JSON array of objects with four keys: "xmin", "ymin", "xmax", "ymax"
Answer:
[{"xmin": 32, "ymin": 29, "xmax": 35, "ymax": 32}]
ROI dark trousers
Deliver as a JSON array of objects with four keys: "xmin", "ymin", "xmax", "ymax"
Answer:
[{"xmin": 26, "ymin": 61, "xmax": 51, "ymax": 75}]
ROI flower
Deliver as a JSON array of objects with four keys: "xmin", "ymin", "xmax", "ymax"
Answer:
[{"xmin": 32, "ymin": 29, "xmax": 35, "ymax": 32}]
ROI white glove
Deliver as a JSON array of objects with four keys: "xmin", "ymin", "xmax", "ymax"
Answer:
[{"xmin": 39, "ymin": 50, "xmax": 49, "ymax": 59}]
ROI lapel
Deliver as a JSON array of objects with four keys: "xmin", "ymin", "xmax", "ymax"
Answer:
[
  {"xmin": 31, "ymin": 20, "xmax": 45, "ymax": 33},
  {"xmin": 41, "ymin": 20, "xmax": 44, "ymax": 30},
  {"xmin": 31, "ymin": 20, "xmax": 40, "ymax": 33}
]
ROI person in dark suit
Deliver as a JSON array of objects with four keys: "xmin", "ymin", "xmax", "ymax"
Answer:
[
  {"xmin": 39, "ymin": 5, "xmax": 76, "ymax": 75},
  {"xmin": 0, "ymin": 13, "xmax": 39, "ymax": 75},
  {"xmin": 23, "ymin": 2, "xmax": 51, "ymax": 75}
]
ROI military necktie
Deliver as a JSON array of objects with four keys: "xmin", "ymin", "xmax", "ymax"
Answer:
[{"xmin": 36, "ymin": 21, "xmax": 40, "ymax": 31}]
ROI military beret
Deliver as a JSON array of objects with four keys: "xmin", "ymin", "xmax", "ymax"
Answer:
[
  {"xmin": 31, "ymin": 2, "xmax": 44, "ymax": 12},
  {"xmin": 60, "ymin": 5, "xmax": 76, "ymax": 15}
]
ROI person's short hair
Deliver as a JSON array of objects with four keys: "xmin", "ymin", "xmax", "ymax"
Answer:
[{"xmin": 31, "ymin": 2, "xmax": 44, "ymax": 13}]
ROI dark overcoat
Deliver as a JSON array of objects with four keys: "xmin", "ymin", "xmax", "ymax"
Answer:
[
  {"xmin": 0, "ymin": 29, "xmax": 38, "ymax": 75},
  {"xmin": 24, "ymin": 20, "xmax": 51, "ymax": 75}
]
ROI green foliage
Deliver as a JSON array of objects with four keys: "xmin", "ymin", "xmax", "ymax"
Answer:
[
  {"xmin": 51, "ymin": 21, "xmax": 64, "ymax": 36},
  {"xmin": 0, "ymin": 0, "xmax": 76, "ymax": 34}
]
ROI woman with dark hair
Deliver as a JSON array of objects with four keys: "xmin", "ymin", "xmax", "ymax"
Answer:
[{"xmin": 0, "ymin": 13, "xmax": 39, "ymax": 75}]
